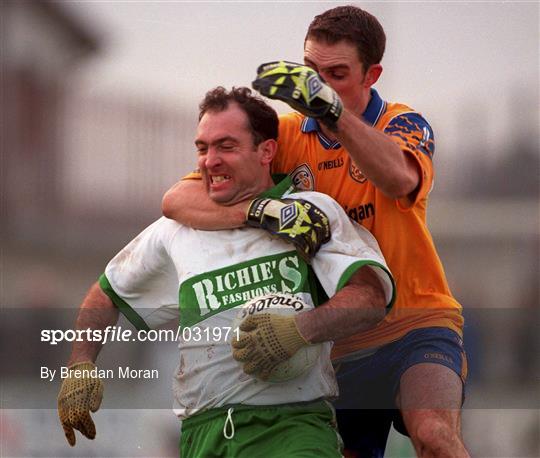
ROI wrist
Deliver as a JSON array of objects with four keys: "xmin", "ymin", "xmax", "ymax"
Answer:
[
  {"xmin": 292, "ymin": 315, "xmax": 311, "ymax": 345},
  {"xmin": 293, "ymin": 313, "xmax": 315, "ymax": 345},
  {"xmin": 246, "ymin": 199, "xmax": 284, "ymax": 225},
  {"xmin": 67, "ymin": 359, "xmax": 95, "ymax": 369},
  {"xmin": 246, "ymin": 198, "xmax": 269, "ymax": 225}
]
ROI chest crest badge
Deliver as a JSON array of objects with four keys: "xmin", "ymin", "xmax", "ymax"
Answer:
[
  {"xmin": 290, "ymin": 163, "xmax": 315, "ymax": 191},
  {"xmin": 349, "ymin": 161, "xmax": 367, "ymax": 183}
]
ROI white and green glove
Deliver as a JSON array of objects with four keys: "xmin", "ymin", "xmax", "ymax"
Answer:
[
  {"xmin": 252, "ymin": 60, "xmax": 343, "ymax": 129},
  {"xmin": 246, "ymin": 198, "xmax": 331, "ymax": 263},
  {"xmin": 57, "ymin": 362, "xmax": 103, "ymax": 446}
]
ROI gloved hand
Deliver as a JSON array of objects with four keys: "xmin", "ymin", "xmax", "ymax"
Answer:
[
  {"xmin": 231, "ymin": 313, "xmax": 308, "ymax": 380},
  {"xmin": 57, "ymin": 361, "xmax": 103, "ymax": 446},
  {"xmin": 246, "ymin": 198, "xmax": 331, "ymax": 262},
  {"xmin": 252, "ymin": 60, "xmax": 343, "ymax": 129}
]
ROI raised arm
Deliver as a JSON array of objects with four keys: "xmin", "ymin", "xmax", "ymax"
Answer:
[
  {"xmin": 331, "ymin": 110, "xmax": 420, "ymax": 199},
  {"xmin": 58, "ymin": 282, "xmax": 119, "ymax": 447},
  {"xmin": 252, "ymin": 61, "xmax": 422, "ymax": 200},
  {"xmin": 162, "ymin": 179, "xmax": 248, "ymax": 229}
]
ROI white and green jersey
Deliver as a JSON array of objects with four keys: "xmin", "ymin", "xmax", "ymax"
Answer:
[{"xmin": 100, "ymin": 178, "xmax": 395, "ymax": 419}]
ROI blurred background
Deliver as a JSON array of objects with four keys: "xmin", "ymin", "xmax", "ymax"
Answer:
[{"xmin": 1, "ymin": 1, "xmax": 538, "ymax": 457}]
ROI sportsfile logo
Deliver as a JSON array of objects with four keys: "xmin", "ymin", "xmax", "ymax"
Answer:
[{"xmin": 180, "ymin": 252, "xmax": 308, "ymax": 327}]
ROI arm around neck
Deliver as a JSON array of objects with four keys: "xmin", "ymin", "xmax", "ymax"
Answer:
[{"xmin": 162, "ymin": 179, "xmax": 248, "ymax": 230}]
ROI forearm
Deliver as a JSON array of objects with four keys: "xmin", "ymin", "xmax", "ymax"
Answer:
[
  {"xmin": 295, "ymin": 266, "xmax": 386, "ymax": 343},
  {"xmin": 162, "ymin": 179, "xmax": 248, "ymax": 229},
  {"xmin": 332, "ymin": 110, "xmax": 419, "ymax": 199},
  {"xmin": 67, "ymin": 283, "xmax": 119, "ymax": 366}
]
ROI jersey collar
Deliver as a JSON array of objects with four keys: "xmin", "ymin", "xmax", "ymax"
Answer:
[
  {"xmin": 362, "ymin": 88, "xmax": 386, "ymax": 126},
  {"xmin": 259, "ymin": 174, "xmax": 296, "ymax": 199},
  {"xmin": 300, "ymin": 88, "xmax": 386, "ymax": 149}
]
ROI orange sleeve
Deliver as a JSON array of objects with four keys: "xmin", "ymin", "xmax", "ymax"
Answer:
[
  {"xmin": 383, "ymin": 112, "xmax": 435, "ymax": 208},
  {"xmin": 182, "ymin": 169, "xmax": 202, "ymax": 180}
]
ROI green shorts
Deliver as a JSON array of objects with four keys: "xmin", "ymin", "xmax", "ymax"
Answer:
[{"xmin": 180, "ymin": 400, "xmax": 343, "ymax": 458}]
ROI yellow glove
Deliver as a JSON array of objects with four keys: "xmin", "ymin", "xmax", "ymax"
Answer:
[
  {"xmin": 231, "ymin": 313, "xmax": 308, "ymax": 380},
  {"xmin": 57, "ymin": 361, "xmax": 103, "ymax": 446},
  {"xmin": 252, "ymin": 61, "xmax": 343, "ymax": 129},
  {"xmin": 246, "ymin": 198, "xmax": 331, "ymax": 263}
]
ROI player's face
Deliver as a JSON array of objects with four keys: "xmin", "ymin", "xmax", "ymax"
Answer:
[
  {"xmin": 304, "ymin": 39, "xmax": 381, "ymax": 117},
  {"xmin": 196, "ymin": 104, "xmax": 274, "ymax": 205}
]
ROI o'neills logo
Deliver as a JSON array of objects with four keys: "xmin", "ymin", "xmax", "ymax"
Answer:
[
  {"xmin": 318, "ymin": 157, "xmax": 344, "ymax": 171},
  {"xmin": 180, "ymin": 253, "xmax": 308, "ymax": 326},
  {"xmin": 349, "ymin": 161, "xmax": 367, "ymax": 183},
  {"xmin": 290, "ymin": 163, "xmax": 315, "ymax": 191}
]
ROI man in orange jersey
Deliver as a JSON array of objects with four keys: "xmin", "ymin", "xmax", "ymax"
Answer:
[{"xmin": 162, "ymin": 6, "xmax": 468, "ymax": 458}]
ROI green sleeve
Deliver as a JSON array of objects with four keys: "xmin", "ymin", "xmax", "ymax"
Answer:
[
  {"xmin": 99, "ymin": 274, "xmax": 150, "ymax": 331},
  {"xmin": 336, "ymin": 261, "xmax": 396, "ymax": 312}
]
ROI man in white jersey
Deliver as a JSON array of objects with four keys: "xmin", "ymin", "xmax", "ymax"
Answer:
[{"xmin": 57, "ymin": 87, "xmax": 395, "ymax": 457}]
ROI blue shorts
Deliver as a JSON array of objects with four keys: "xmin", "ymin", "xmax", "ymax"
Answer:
[{"xmin": 333, "ymin": 327, "xmax": 467, "ymax": 457}]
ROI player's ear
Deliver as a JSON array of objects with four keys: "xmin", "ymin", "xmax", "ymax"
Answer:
[
  {"xmin": 258, "ymin": 139, "xmax": 277, "ymax": 166},
  {"xmin": 363, "ymin": 64, "xmax": 383, "ymax": 88}
]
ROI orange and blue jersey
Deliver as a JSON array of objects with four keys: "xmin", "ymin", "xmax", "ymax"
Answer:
[{"xmin": 271, "ymin": 88, "xmax": 463, "ymax": 359}]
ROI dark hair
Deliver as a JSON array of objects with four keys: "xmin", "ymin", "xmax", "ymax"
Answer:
[
  {"xmin": 306, "ymin": 6, "xmax": 386, "ymax": 71},
  {"xmin": 199, "ymin": 86, "xmax": 278, "ymax": 146}
]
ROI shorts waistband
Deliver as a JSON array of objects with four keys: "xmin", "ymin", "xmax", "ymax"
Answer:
[{"xmin": 182, "ymin": 399, "xmax": 331, "ymax": 430}]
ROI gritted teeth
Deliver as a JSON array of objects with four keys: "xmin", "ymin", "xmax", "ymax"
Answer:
[{"xmin": 211, "ymin": 175, "xmax": 231, "ymax": 184}]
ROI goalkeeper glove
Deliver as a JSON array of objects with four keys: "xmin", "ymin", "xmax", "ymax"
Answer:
[
  {"xmin": 231, "ymin": 313, "xmax": 308, "ymax": 380},
  {"xmin": 252, "ymin": 61, "xmax": 343, "ymax": 129},
  {"xmin": 58, "ymin": 361, "xmax": 103, "ymax": 446},
  {"xmin": 246, "ymin": 198, "xmax": 330, "ymax": 263}
]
